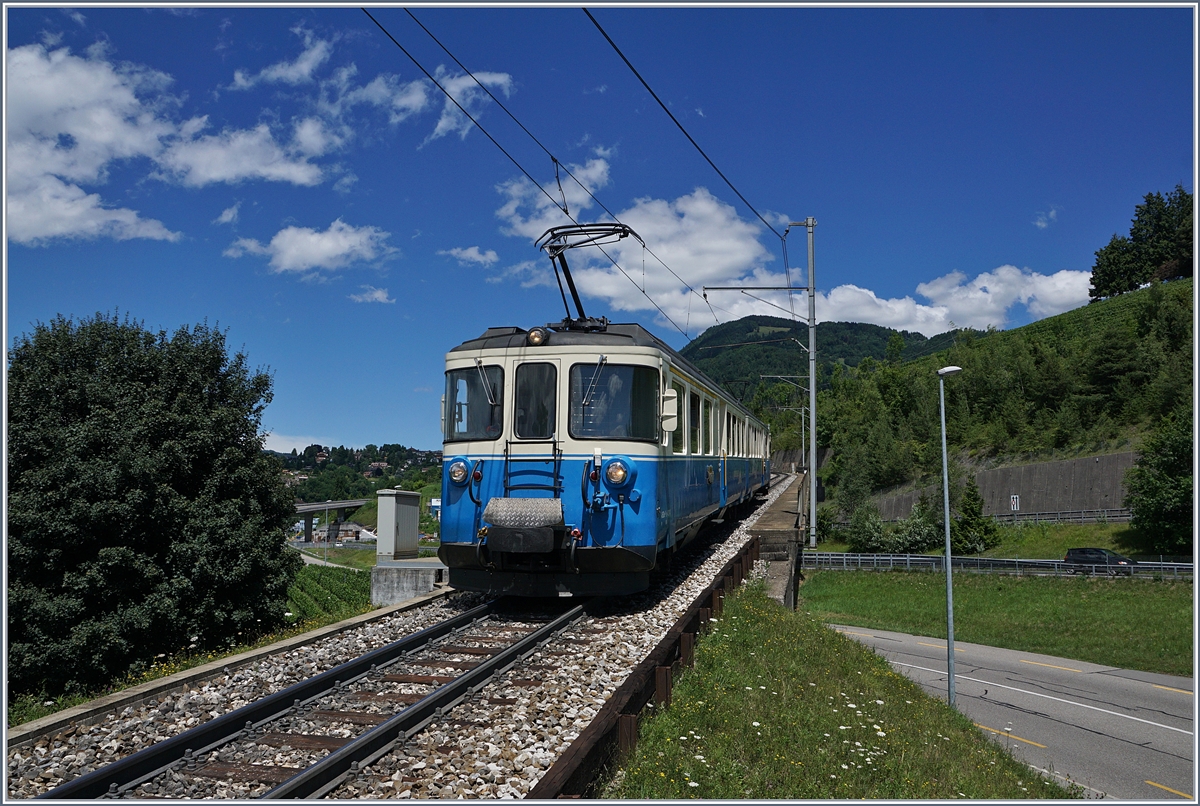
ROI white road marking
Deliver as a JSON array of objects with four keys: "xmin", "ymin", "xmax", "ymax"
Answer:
[{"xmin": 893, "ymin": 662, "xmax": 1194, "ymax": 736}]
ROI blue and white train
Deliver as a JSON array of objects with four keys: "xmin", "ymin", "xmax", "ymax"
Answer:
[{"xmin": 437, "ymin": 224, "xmax": 770, "ymax": 597}]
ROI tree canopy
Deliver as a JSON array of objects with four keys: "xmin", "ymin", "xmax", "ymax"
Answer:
[
  {"xmin": 1125, "ymin": 403, "xmax": 1194, "ymax": 554},
  {"xmin": 1089, "ymin": 185, "xmax": 1193, "ymax": 300},
  {"xmin": 7, "ymin": 313, "xmax": 302, "ymax": 696},
  {"xmin": 812, "ymin": 279, "xmax": 1192, "ymax": 546}
]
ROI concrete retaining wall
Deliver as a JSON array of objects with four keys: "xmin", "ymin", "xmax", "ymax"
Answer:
[{"xmin": 876, "ymin": 452, "xmax": 1136, "ymax": 521}]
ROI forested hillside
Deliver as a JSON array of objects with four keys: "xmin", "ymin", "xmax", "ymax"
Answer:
[
  {"xmin": 815, "ymin": 278, "xmax": 1193, "ymax": 519},
  {"xmin": 681, "ymin": 316, "xmax": 961, "ymax": 397}
]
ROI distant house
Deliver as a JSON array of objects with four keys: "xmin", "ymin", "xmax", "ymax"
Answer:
[{"xmin": 314, "ymin": 521, "xmax": 365, "ymax": 541}]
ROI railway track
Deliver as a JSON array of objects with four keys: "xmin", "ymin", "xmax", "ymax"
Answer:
[
  {"xmin": 34, "ymin": 602, "xmax": 585, "ymax": 799},
  {"xmin": 18, "ymin": 474, "xmax": 792, "ymax": 800}
]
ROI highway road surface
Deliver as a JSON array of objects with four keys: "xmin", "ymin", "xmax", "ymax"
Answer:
[{"xmin": 833, "ymin": 625, "xmax": 1195, "ymax": 800}]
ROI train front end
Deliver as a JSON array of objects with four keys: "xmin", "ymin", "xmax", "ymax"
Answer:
[{"xmin": 437, "ymin": 325, "xmax": 668, "ymax": 597}]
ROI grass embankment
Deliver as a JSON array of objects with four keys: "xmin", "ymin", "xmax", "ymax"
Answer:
[
  {"xmin": 605, "ymin": 582, "xmax": 1075, "ymax": 799},
  {"xmin": 798, "ymin": 570, "xmax": 1193, "ymax": 677},
  {"xmin": 8, "ymin": 565, "xmax": 374, "ymax": 728},
  {"xmin": 819, "ymin": 520, "xmax": 1155, "ymax": 559},
  {"xmin": 299, "ymin": 536, "xmax": 441, "ymax": 569}
]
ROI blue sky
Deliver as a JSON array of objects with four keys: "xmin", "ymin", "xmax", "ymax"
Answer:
[{"xmin": 5, "ymin": 5, "xmax": 1194, "ymax": 452}]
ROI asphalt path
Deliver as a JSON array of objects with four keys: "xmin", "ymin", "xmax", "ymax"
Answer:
[{"xmin": 831, "ymin": 625, "xmax": 1195, "ymax": 800}]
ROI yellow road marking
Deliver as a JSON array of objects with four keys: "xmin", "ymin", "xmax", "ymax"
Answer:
[
  {"xmin": 1020, "ymin": 659, "xmax": 1083, "ymax": 673},
  {"xmin": 918, "ymin": 641, "xmax": 963, "ymax": 652},
  {"xmin": 1145, "ymin": 780, "xmax": 1193, "ymax": 799},
  {"xmin": 974, "ymin": 723, "xmax": 1047, "ymax": 748},
  {"xmin": 1153, "ymin": 684, "xmax": 1194, "ymax": 695},
  {"xmin": 838, "ymin": 630, "xmax": 874, "ymax": 638}
]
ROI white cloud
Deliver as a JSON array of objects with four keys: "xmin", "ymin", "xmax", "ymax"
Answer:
[
  {"xmin": 213, "ymin": 202, "xmax": 240, "ymax": 225},
  {"xmin": 496, "ymin": 168, "xmax": 772, "ymax": 330},
  {"xmin": 229, "ymin": 26, "xmax": 332, "ymax": 90},
  {"xmin": 439, "ymin": 246, "xmax": 499, "ymax": 266},
  {"xmin": 1033, "ymin": 206, "xmax": 1059, "ymax": 229},
  {"xmin": 156, "ymin": 119, "xmax": 324, "ymax": 186},
  {"xmin": 494, "ymin": 159, "xmax": 1089, "ymax": 337},
  {"xmin": 6, "ymin": 43, "xmax": 181, "ymax": 245},
  {"xmin": 914, "ymin": 264, "xmax": 1090, "ymax": 331},
  {"xmin": 320, "ymin": 65, "xmax": 429, "ymax": 125},
  {"xmin": 291, "ymin": 116, "xmax": 344, "ymax": 157},
  {"xmin": 7, "ymin": 173, "xmax": 181, "ymax": 245},
  {"xmin": 484, "ymin": 260, "xmax": 555, "ymax": 288},
  {"xmin": 349, "ymin": 285, "xmax": 395, "ymax": 303},
  {"xmin": 496, "ymin": 154, "xmax": 612, "ymax": 238},
  {"xmin": 6, "ymin": 43, "xmax": 342, "ymax": 245},
  {"xmin": 224, "ymin": 218, "xmax": 394, "ymax": 274},
  {"xmin": 424, "ymin": 66, "xmax": 513, "ymax": 144}
]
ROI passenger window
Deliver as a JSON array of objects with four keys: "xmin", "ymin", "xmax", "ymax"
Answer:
[
  {"xmin": 671, "ymin": 381, "xmax": 685, "ymax": 454},
  {"xmin": 688, "ymin": 392, "xmax": 700, "ymax": 454},
  {"xmin": 515, "ymin": 363, "xmax": 556, "ymax": 439},
  {"xmin": 702, "ymin": 399, "xmax": 712, "ymax": 455}
]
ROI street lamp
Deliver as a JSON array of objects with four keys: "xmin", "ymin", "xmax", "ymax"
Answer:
[
  {"xmin": 938, "ymin": 365, "xmax": 962, "ymax": 707},
  {"xmin": 324, "ymin": 500, "xmax": 332, "ymax": 565}
]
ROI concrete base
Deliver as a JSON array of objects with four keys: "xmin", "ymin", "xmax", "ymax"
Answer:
[{"xmin": 371, "ymin": 559, "xmax": 449, "ymax": 606}]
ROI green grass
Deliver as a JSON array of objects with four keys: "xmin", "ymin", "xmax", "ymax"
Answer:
[
  {"xmin": 798, "ymin": 570, "xmax": 1193, "ymax": 677},
  {"xmin": 301, "ymin": 546, "xmax": 378, "ymax": 571},
  {"xmin": 605, "ymin": 582, "xmax": 1077, "ymax": 799},
  {"xmin": 817, "ymin": 520, "xmax": 1160, "ymax": 560},
  {"xmin": 980, "ymin": 521, "xmax": 1170, "ymax": 560}
]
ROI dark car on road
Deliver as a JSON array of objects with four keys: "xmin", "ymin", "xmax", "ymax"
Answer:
[{"xmin": 1064, "ymin": 547, "xmax": 1138, "ymax": 575}]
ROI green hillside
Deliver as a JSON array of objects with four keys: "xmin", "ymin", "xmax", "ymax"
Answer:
[
  {"xmin": 812, "ymin": 278, "xmax": 1192, "ymax": 522},
  {"xmin": 680, "ymin": 316, "xmax": 962, "ymax": 402}
]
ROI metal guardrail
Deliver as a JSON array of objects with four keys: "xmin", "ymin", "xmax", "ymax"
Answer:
[
  {"xmin": 800, "ymin": 552, "xmax": 1193, "ymax": 579},
  {"xmin": 858, "ymin": 508, "xmax": 1134, "ymax": 528},
  {"xmin": 995, "ymin": 508, "xmax": 1132, "ymax": 525}
]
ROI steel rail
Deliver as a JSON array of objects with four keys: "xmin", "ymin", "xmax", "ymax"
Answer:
[
  {"xmin": 37, "ymin": 601, "xmax": 497, "ymax": 800},
  {"xmin": 261, "ymin": 603, "xmax": 587, "ymax": 799}
]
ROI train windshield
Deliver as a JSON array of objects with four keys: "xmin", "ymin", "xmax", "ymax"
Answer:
[
  {"xmin": 444, "ymin": 364, "xmax": 504, "ymax": 442},
  {"xmin": 515, "ymin": 362, "xmax": 557, "ymax": 439},
  {"xmin": 569, "ymin": 363, "xmax": 658, "ymax": 441}
]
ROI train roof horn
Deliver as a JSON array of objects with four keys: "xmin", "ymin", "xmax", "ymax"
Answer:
[{"xmin": 536, "ymin": 223, "xmax": 644, "ymax": 332}]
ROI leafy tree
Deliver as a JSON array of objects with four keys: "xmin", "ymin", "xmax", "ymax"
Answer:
[
  {"xmin": 7, "ymin": 313, "xmax": 302, "ymax": 696},
  {"xmin": 951, "ymin": 477, "xmax": 999, "ymax": 555},
  {"xmin": 845, "ymin": 504, "xmax": 887, "ymax": 553},
  {"xmin": 1125, "ymin": 405, "xmax": 1193, "ymax": 554},
  {"xmin": 885, "ymin": 331, "xmax": 906, "ymax": 364},
  {"xmin": 892, "ymin": 493, "xmax": 942, "ymax": 554},
  {"xmin": 814, "ymin": 506, "xmax": 843, "ymax": 545},
  {"xmin": 1091, "ymin": 185, "xmax": 1194, "ymax": 300}
]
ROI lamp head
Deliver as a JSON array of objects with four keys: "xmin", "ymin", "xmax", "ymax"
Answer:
[{"xmin": 937, "ymin": 365, "xmax": 963, "ymax": 377}]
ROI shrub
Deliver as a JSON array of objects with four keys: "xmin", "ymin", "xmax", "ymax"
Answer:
[{"xmin": 6, "ymin": 313, "xmax": 301, "ymax": 696}]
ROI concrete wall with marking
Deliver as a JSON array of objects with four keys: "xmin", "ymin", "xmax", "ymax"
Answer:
[{"xmin": 874, "ymin": 452, "xmax": 1136, "ymax": 520}]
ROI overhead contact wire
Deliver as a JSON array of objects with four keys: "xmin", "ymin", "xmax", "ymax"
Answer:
[
  {"xmin": 583, "ymin": 8, "xmax": 785, "ymax": 242},
  {"xmin": 363, "ymin": 8, "xmax": 687, "ymax": 335},
  {"xmin": 404, "ymin": 7, "xmax": 720, "ymax": 326},
  {"xmin": 586, "ymin": 8, "xmax": 805, "ymax": 323}
]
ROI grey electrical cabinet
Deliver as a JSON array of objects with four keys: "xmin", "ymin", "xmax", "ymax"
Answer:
[{"xmin": 377, "ymin": 489, "xmax": 421, "ymax": 560}]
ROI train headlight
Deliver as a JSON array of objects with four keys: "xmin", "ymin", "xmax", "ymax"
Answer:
[
  {"xmin": 603, "ymin": 457, "xmax": 637, "ymax": 489},
  {"xmin": 448, "ymin": 460, "xmax": 469, "ymax": 485},
  {"xmin": 527, "ymin": 327, "xmax": 549, "ymax": 346}
]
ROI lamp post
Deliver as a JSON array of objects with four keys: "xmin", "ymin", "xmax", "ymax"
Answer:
[
  {"xmin": 324, "ymin": 500, "xmax": 332, "ymax": 565},
  {"xmin": 938, "ymin": 365, "xmax": 962, "ymax": 707}
]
